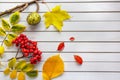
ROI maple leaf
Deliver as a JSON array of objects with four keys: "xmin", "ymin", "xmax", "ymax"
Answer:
[{"xmin": 44, "ymin": 5, "xmax": 71, "ymax": 31}]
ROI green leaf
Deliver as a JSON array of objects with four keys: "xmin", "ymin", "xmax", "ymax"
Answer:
[
  {"xmin": 4, "ymin": 40, "xmax": 12, "ymax": 47},
  {"xmin": 0, "ymin": 27, "xmax": 6, "ymax": 36},
  {"xmin": 11, "ymin": 24, "xmax": 26, "ymax": 34},
  {"xmin": 8, "ymin": 58, "xmax": 16, "ymax": 69},
  {"xmin": 15, "ymin": 60, "xmax": 26, "ymax": 70},
  {"xmin": 1, "ymin": 19, "xmax": 10, "ymax": 31},
  {"xmin": 22, "ymin": 63, "xmax": 34, "ymax": 72},
  {"xmin": 26, "ymin": 70, "xmax": 38, "ymax": 77},
  {"xmin": 10, "ymin": 11, "xmax": 20, "ymax": 25},
  {"xmin": 7, "ymin": 33, "xmax": 17, "ymax": 41}
]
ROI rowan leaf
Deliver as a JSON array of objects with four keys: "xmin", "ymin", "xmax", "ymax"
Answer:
[
  {"xmin": 7, "ymin": 33, "xmax": 17, "ymax": 41},
  {"xmin": 22, "ymin": 63, "xmax": 34, "ymax": 72},
  {"xmin": 8, "ymin": 58, "xmax": 16, "ymax": 69},
  {"xmin": 43, "ymin": 5, "xmax": 71, "ymax": 31},
  {"xmin": 1, "ymin": 19, "xmax": 10, "ymax": 31},
  {"xmin": 15, "ymin": 60, "xmax": 27, "ymax": 70},
  {"xmin": 4, "ymin": 68, "xmax": 10, "ymax": 75},
  {"xmin": 18, "ymin": 72, "xmax": 25, "ymax": 80},
  {"xmin": 4, "ymin": 40, "xmax": 12, "ymax": 47},
  {"xmin": 26, "ymin": 70, "xmax": 38, "ymax": 77},
  {"xmin": 42, "ymin": 54, "xmax": 64, "ymax": 80},
  {"xmin": 0, "ymin": 27, "xmax": 6, "ymax": 36},
  {"xmin": 11, "ymin": 24, "xmax": 26, "ymax": 34},
  {"xmin": 10, "ymin": 11, "xmax": 20, "ymax": 25},
  {"xmin": 10, "ymin": 70, "xmax": 17, "ymax": 79}
]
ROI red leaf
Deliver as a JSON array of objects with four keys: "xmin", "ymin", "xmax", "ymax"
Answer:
[
  {"xmin": 74, "ymin": 55, "xmax": 83, "ymax": 64},
  {"xmin": 57, "ymin": 42, "xmax": 65, "ymax": 51}
]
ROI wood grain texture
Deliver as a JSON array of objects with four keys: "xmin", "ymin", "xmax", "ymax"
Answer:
[
  {"xmin": 1, "ymin": 3, "xmax": 120, "ymax": 12},
  {"xmin": 0, "ymin": 0, "xmax": 120, "ymax": 80}
]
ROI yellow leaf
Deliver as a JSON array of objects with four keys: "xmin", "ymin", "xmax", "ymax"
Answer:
[
  {"xmin": 1, "ymin": 19, "xmax": 10, "ymax": 31},
  {"xmin": 8, "ymin": 58, "xmax": 16, "ymax": 69},
  {"xmin": 22, "ymin": 63, "xmax": 34, "ymax": 72},
  {"xmin": 0, "ymin": 27, "xmax": 6, "ymax": 36},
  {"xmin": 44, "ymin": 5, "xmax": 71, "ymax": 31},
  {"xmin": 42, "ymin": 54, "xmax": 64, "ymax": 80},
  {"xmin": 10, "ymin": 70, "xmax": 17, "ymax": 79},
  {"xmin": 0, "ymin": 46, "xmax": 4, "ymax": 56},
  {"xmin": 18, "ymin": 72, "xmax": 25, "ymax": 80},
  {"xmin": 7, "ymin": 33, "xmax": 17, "ymax": 41},
  {"xmin": 4, "ymin": 40, "xmax": 12, "ymax": 47},
  {"xmin": 15, "ymin": 60, "xmax": 26, "ymax": 70},
  {"xmin": 10, "ymin": 11, "xmax": 20, "ymax": 25},
  {"xmin": 4, "ymin": 68, "xmax": 10, "ymax": 75}
]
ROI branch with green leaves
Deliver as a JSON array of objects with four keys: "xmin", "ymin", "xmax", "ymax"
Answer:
[{"xmin": 0, "ymin": 11, "xmax": 26, "ymax": 56}]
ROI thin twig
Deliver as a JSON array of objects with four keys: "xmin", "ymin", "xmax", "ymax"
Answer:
[
  {"xmin": 17, "ymin": 3, "xmax": 29, "ymax": 12},
  {"xmin": 15, "ymin": 48, "xmax": 20, "ymax": 58},
  {"xmin": 0, "ymin": 0, "xmax": 40, "ymax": 16},
  {"xmin": 16, "ymin": 56, "xmax": 24, "ymax": 60}
]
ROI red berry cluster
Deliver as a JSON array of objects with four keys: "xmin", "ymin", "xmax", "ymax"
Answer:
[{"xmin": 12, "ymin": 34, "xmax": 42, "ymax": 64}]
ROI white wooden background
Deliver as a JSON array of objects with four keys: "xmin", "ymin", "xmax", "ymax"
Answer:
[{"xmin": 0, "ymin": 0, "xmax": 120, "ymax": 80}]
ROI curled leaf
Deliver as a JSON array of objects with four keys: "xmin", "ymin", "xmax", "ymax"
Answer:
[
  {"xmin": 4, "ymin": 68, "xmax": 10, "ymax": 75},
  {"xmin": 57, "ymin": 42, "xmax": 65, "ymax": 51},
  {"xmin": 18, "ymin": 72, "xmax": 25, "ymax": 80},
  {"xmin": 7, "ymin": 33, "xmax": 17, "ymax": 41},
  {"xmin": 4, "ymin": 40, "xmax": 12, "ymax": 47},
  {"xmin": 0, "ymin": 46, "xmax": 4, "ymax": 56},
  {"xmin": 0, "ymin": 27, "xmax": 6, "ymax": 36},
  {"xmin": 42, "ymin": 54, "xmax": 64, "ymax": 80},
  {"xmin": 22, "ymin": 63, "xmax": 34, "ymax": 72},
  {"xmin": 15, "ymin": 60, "xmax": 27, "ymax": 70},
  {"xmin": 26, "ymin": 70, "xmax": 38, "ymax": 78},
  {"xmin": 74, "ymin": 55, "xmax": 83, "ymax": 64},
  {"xmin": 10, "ymin": 70, "xmax": 17, "ymax": 79},
  {"xmin": 11, "ymin": 24, "xmax": 26, "ymax": 34},
  {"xmin": 44, "ymin": 5, "xmax": 71, "ymax": 31},
  {"xmin": 8, "ymin": 58, "xmax": 16, "ymax": 69},
  {"xmin": 10, "ymin": 11, "xmax": 20, "ymax": 25},
  {"xmin": 1, "ymin": 19, "xmax": 10, "ymax": 31}
]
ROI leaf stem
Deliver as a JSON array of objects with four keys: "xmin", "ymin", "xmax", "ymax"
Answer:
[{"xmin": 1, "ymin": 32, "xmax": 10, "ymax": 46}]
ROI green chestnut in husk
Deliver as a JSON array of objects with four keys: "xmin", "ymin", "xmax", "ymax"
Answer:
[{"xmin": 27, "ymin": 12, "xmax": 41, "ymax": 25}]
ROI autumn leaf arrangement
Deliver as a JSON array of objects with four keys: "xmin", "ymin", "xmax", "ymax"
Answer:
[{"xmin": 0, "ymin": 0, "xmax": 83, "ymax": 80}]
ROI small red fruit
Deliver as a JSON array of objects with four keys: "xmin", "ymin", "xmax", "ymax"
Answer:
[
  {"xmin": 57, "ymin": 42, "xmax": 65, "ymax": 51},
  {"xmin": 74, "ymin": 55, "xmax": 83, "ymax": 64},
  {"xmin": 24, "ymin": 53, "xmax": 29, "ymax": 57}
]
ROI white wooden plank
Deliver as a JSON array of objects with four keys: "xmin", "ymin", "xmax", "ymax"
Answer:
[
  {"xmin": 25, "ymin": 22, "xmax": 120, "ymax": 31},
  {"xmin": 0, "ymin": 32, "xmax": 120, "ymax": 41},
  {"xmin": 0, "ymin": 0, "xmax": 120, "ymax": 2},
  {"xmin": 1, "ymin": 3, "xmax": 120, "ymax": 12},
  {"xmin": 2, "ymin": 43, "xmax": 120, "ymax": 52},
  {"xmin": 2, "ymin": 53, "xmax": 120, "ymax": 61},
  {"xmin": 4, "ymin": 22, "xmax": 120, "ymax": 31},
  {"xmin": 3, "ymin": 13, "xmax": 120, "ymax": 21},
  {"xmin": 1, "ymin": 22, "xmax": 120, "ymax": 31},
  {"xmin": 0, "ymin": 72, "xmax": 120, "ymax": 80}
]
